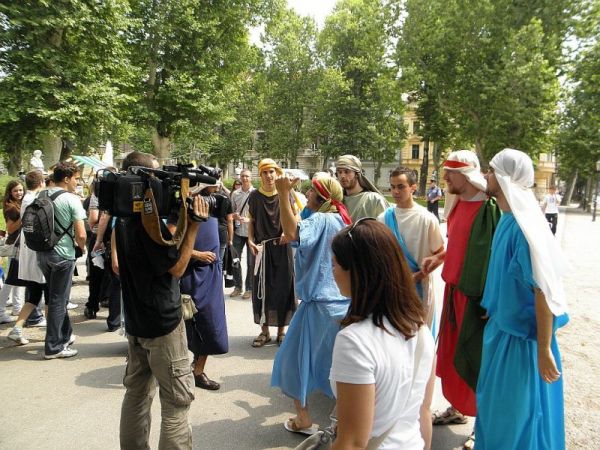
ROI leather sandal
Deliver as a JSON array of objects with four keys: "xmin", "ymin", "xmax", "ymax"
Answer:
[
  {"xmin": 252, "ymin": 331, "xmax": 271, "ymax": 347},
  {"xmin": 277, "ymin": 333, "xmax": 285, "ymax": 346},
  {"xmin": 432, "ymin": 406, "xmax": 468, "ymax": 425},
  {"xmin": 194, "ymin": 372, "xmax": 220, "ymax": 390}
]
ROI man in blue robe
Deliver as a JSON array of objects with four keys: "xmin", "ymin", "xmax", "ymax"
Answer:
[{"xmin": 476, "ymin": 148, "xmax": 569, "ymax": 450}]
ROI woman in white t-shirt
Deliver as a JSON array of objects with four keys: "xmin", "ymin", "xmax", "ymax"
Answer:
[{"xmin": 329, "ymin": 219, "xmax": 435, "ymax": 449}]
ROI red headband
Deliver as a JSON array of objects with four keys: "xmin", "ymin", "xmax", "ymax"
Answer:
[
  {"xmin": 312, "ymin": 179, "xmax": 352, "ymax": 225},
  {"xmin": 444, "ymin": 160, "xmax": 472, "ymax": 169}
]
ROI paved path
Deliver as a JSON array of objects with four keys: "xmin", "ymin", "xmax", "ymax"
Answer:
[{"xmin": 0, "ymin": 206, "xmax": 596, "ymax": 449}]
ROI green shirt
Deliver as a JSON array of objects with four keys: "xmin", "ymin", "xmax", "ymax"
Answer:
[
  {"xmin": 47, "ymin": 188, "xmax": 86, "ymax": 260},
  {"xmin": 344, "ymin": 190, "xmax": 389, "ymax": 221}
]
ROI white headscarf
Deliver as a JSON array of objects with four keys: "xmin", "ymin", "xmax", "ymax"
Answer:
[
  {"xmin": 490, "ymin": 148, "xmax": 568, "ymax": 316},
  {"xmin": 443, "ymin": 150, "xmax": 488, "ymax": 218}
]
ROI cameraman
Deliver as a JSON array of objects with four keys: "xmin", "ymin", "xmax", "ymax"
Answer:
[{"xmin": 113, "ymin": 151, "xmax": 208, "ymax": 450}]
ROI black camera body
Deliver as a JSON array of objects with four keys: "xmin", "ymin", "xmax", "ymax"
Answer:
[{"xmin": 97, "ymin": 164, "xmax": 217, "ymax": 218}]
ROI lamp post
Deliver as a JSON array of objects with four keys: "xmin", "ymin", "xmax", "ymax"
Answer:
[{"xmin": 593, "ymin": 160, "xmax": 600, "ymax": 222}]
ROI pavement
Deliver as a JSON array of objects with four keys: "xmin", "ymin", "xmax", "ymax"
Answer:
[{"xmin": 0, "ymin": 205, "xmax": 594, "ymax": 450}]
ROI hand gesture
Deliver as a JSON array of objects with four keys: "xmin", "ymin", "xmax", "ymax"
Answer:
[
  {"xmin": 196, "ymin": 251, "xmax": 217, "ymax": 264},
  {"xmin": 274, "ymin": 176, "xmax": 300, "ymax": 194}
]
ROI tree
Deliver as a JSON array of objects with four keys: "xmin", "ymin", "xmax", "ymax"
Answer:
[
  {"xmin": 397, "ymin": 0, "xmax": 572, "ymax": 165},
  {"xmin": 316, "ymin": 0, "xmax": 405, "ymax": 178},
  {"xmin": 125, "ymin": 0, "xmax": 265, "ymax": 160},
  {"xmin": 0, "ymin": 0, "xmax": 133, "ymax": 171},
  {"xmin": 259, "ymin": 6, "xmax": 319, "ymax": 166}
]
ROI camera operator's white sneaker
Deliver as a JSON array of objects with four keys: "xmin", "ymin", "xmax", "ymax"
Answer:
[
  {"xmin": 0, "ymin": 314, "xmax": 15, "ymax": 324},
  {"xmin": 44, "ymin": 347, "xmax": 78, "ymax": 359},
  {"xmin": 67, "ymin": 302, "xmax": 78, "ymax": 310}
]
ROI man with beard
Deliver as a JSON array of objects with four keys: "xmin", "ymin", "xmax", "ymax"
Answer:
[
  {"xmin": 422, "ymin": 151, "xmax": 500, "ymax": 450},
  {"xmin": 335, "ymin": 155, "xmax": 388, "ymax": 221}
]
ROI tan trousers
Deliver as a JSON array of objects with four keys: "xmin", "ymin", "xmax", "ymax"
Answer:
[{"xmin": 120, "ymin": 319, "xmax": 195, "ymax": 450}]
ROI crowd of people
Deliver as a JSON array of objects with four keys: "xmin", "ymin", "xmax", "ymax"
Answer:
[{"xmin": 0, "ymin": 148, "xmax": 569, "ymax": 450}]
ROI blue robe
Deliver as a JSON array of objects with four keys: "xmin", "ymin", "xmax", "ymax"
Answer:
[
  {"xmin": 180, "ymin": 217, "xmax": 228, "ymax": 356},
  {"xmin": 475, "ymin": 213, "xmax": 568, "ymax": 449},
  {"xmin": 271, "ymin": 213, "xmax": 350, "ymax": 406}
]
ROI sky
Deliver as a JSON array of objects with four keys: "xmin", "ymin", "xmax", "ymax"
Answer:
[
  {"xmin": 287, "ymin": 0, "xmax": 338, "ymax": 28},
  {"xmin": 250, "ymin": 0, "xmax": 338, "ymax": 45}
]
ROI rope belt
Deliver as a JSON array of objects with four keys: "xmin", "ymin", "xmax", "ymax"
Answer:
[{"xmin": 253, "ymin": 237, "xmax": 280, "ymax": 325}]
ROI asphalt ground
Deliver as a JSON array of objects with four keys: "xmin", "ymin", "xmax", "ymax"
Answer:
[{"xmin": 1, "ymin": 205, "xmax": 596, "ymax": 449}]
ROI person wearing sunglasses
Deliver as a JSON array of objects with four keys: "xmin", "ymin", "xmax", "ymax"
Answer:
[
  {"xmin": 272, "ymin": 173, "xmax": 352, "ymax": 436},
  {"xmin": 329, "ymin": 219, "xmax": 435, "ymax": 449}
]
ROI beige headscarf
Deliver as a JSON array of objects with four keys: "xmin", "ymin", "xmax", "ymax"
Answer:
[
  {"xmin": 442, "ymin": 150, "xmax": 488, "ymax": 218},
  {"xmin": 490, "ymin": 148, "xmax": 568, "ymax": 316},
  {"xmin": 311, "ymin": 175, "xmax": 352, "ymax": 224},
  {"xmin": 336, "ymin": 154, "xmax": 384, "ymax": 196}
]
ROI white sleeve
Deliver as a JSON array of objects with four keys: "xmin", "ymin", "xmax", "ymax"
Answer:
[{"xmin": 330, "ymin": 327, "xmax": 376, "ymax": 385}]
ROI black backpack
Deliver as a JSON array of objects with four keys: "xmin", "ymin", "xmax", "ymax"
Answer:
[{"xmin": 22, "ymin": 190, "xmax": 72, "ymax": 252}]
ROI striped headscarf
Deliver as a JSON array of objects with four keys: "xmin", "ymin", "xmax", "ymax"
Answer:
[
  {"xmin": 336, "ymin": 154, "xmax": 383, "ymax": 196},
  {"xmin": 311, "ymin": 175, "xmax": 352, "ymax": 225}
]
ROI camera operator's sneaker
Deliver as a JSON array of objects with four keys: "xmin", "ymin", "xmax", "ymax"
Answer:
[
  {"xmin": 67, "ymin": 302, "xmax": 78, "ymax": 310},
  {"xmin": 230, "ymin": 288, "xmax": 242, "ymax": 298},
  {"xmin": 242, "ymin": 291, "xmax": 252, "ymax": 299},
  {"xmin": 29, "ymin": 318, "xmax": 47, "ymax": 327},
  {"xmin": 0, "ymin": 314, "xmax": 15, "ymax": 324},
  {"xmin": 8, "ymin": 327, "xmax": 29, "ymax": 345},
  {"xmin": 44, "ymin": 347, "xmax": 78, "ymax": 359},
  {"xmin": 68, "ymin": 334, "xmax": 76, "ymax": 346}
]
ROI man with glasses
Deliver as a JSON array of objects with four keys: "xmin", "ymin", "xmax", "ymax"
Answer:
[
  {"xmin": 335, "ymin": 155, "xmax": 388, "ymax": 221},
  {"xmin": 422, "ymin": 151, "xmax": 500, "ymax": 450},
  {"xmin": 230, "ymin": 169, "xmax": 255, "ymax": 299}
]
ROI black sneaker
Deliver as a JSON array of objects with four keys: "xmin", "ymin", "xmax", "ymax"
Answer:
[{"xmin": 84, "ymin": 307, "xmax": 97, "ymax": 319}]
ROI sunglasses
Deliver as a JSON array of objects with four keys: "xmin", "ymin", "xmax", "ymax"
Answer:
[{"xmin": 347, "ymin": 217, "xmax": 377, "ymax": 244}]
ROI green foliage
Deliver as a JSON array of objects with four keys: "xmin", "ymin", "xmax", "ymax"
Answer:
[
  {"xmin": 0, "ymin": 0, "xmax": 134, "ymax": 171},
  {"xmin": 398, "ymin": 0, "xmax": 572, "ymax": 165}
]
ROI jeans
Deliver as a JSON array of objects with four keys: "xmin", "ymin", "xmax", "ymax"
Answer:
[
  {"xmin": 25, "ymin": 282, "xmax": 48, "ymax": 325},
  {"xmin": 232, "ymin": 233, "xmax": 254, "ymax": 292},
  {"xmin": 545, "ymin": 213, "xmax": 558, "ymax": 235},
  {"xmin": 107, "ymin": 271, "xmax": 121, "ymax": 330},
  {"xmin": 37, "ymin": 250, "xmax": 75, "ymax": 355},
  {"xmin": 120, "ymin": 319, "xmax": 194, "ymax": 450},
  {"xmin": 85, "ymin": 232, "xmax": 105, "ymax": 312}
]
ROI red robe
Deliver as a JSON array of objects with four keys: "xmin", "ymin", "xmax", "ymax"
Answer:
[{"xmin": 436, "ymin": 199, "xmax": 483, "ymax": 416}]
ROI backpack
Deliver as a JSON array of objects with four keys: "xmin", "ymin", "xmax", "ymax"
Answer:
[{"xmin": 22, "ymin": 190, "xmax": 71, "ymax": 252}]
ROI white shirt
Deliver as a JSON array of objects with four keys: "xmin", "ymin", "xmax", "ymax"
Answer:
[
  {"xmin": 330, "ymin": 318, "xmax": 434, "ymax": 449},
  {"xmin": 543, "ymin": 193, "xmax": 560, "ymax": 214}
]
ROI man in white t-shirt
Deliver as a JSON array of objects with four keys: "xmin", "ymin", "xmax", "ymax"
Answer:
[
  {"xmin": 542, "ymin": 186, "xmax": 561, "ymax": 235},
  {"xmin": 378, "ymin": 167, "xmax": 444, "ymax": 449}
]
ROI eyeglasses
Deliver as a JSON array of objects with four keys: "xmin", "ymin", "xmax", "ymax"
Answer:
[{"xmin": 347, "ymin": 217, "xmax": 377, "ymax": 244}]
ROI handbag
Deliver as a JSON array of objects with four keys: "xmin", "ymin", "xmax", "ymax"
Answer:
[
  {"xmin": 181, "ymin": 294, "xmax": 198, "ymax": 321},
  {"xmin": 293, "ymin": 327, "xmax": 427, "ymax": 450}
]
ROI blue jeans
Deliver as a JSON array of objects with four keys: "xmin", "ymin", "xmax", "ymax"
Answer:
[{"xmin": 37, "ymin": 250, "xmax": 75, "ymax": 355}]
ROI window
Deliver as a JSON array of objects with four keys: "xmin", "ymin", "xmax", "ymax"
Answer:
[
  {"xmin": 411, "ymin": 144, "xmax": 420, "ymax": 159},
  {"xmin": 413, "ymin": 121, "xmax": 421, "ymax": 133}
]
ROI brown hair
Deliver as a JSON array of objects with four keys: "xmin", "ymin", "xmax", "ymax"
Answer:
[
  {"xmin": 122, "ymin": 151, "xmax": 155, "ymax": 170},
  {"xmin": 53, "ymin": 161, "xmax": 80, "ymax": 183},
  {"xmin": 25, "ymin": 170, "xmax": 45, "ymax": 191},
  {"xmin": 331, "ymin": 220, "xmax": 425, "ymax": 338},
  {"xmin": 3, "ymin": 180, "xmax": 23, "ymax": 212},
  {"xmin": 390, "ymin": 167, "xmax": 418, "ymax": 186}
]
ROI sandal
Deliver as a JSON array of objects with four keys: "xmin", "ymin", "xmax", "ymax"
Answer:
[
  {"xmin": 277, "ymin": 333, "xmax": 285, "ymax": 347},
  {"xmin": 252, "ymin": 331, "xmax": 271, "ymax": 347},
  {"xmin": 284, "ymin": 417, "xmax": 318, "ymax": 436},
  {"xmin": 463, "ymin": 431, "xmax": 475, "ymax": 450},
  {"xmin": 432, "ymin": 406, "xmax": 468, "ymax": 425}
]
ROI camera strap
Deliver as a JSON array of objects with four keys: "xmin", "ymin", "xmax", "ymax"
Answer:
[{"xmin": 141, "ymin": 177, "xmax": 190, "ymax": 247}]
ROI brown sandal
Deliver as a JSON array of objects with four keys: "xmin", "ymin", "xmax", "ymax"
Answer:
[
  {"xmin": 252, "ymin": 331, "xmax": 271, "ymax": 347},
  {"xmin": 277, "ymin": 333, "xmax": 285, "ymax": 346}
]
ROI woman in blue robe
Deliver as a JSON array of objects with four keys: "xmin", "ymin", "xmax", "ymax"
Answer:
[
  {"xmin": 271, "ymin": 175, "xmax": 352, "ymax": 434},
  {"xmin": 180, "ymin": 215, "xmax": 229, "ymax": 391},
  {"xmin": 475, "ymin": 213, "xmax": 568, "ymax": 449}
]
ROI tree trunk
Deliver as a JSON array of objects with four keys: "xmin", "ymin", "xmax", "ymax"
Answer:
[
  {"xmin": 432, "ymin": 141, "xmax": 442, "ymax": 180},
  {"xmin": 474, "ymin": 136, "xmax": 487, "ymax": 167},
  {"xmin": 419, "ymin": 139, "xmax": 430, "ymax": 196},
  {"xmin": 152, "ymin": 129, "xmax": 171, "ymax": 160},
  {"xmin": 583, "ymin": 177, "xmax": 593, "ymax": 211},
  {"xmin": 42, "ymin": 134, "xmax": 63, "ymax": 168},
  {"xmin": 6, "ymin": 141, "xmax": 23, "ymax": 176},
  {"xmin": 374, "ymin": 160, "xmax": 383, "ymax": 189},
  {"xmin": 561, "ymin": 169, "xmax": 577, "ymax": 206},
  {"xmin": 59, "ymin": 139, "xmax": 74, "ymax": 161}
]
